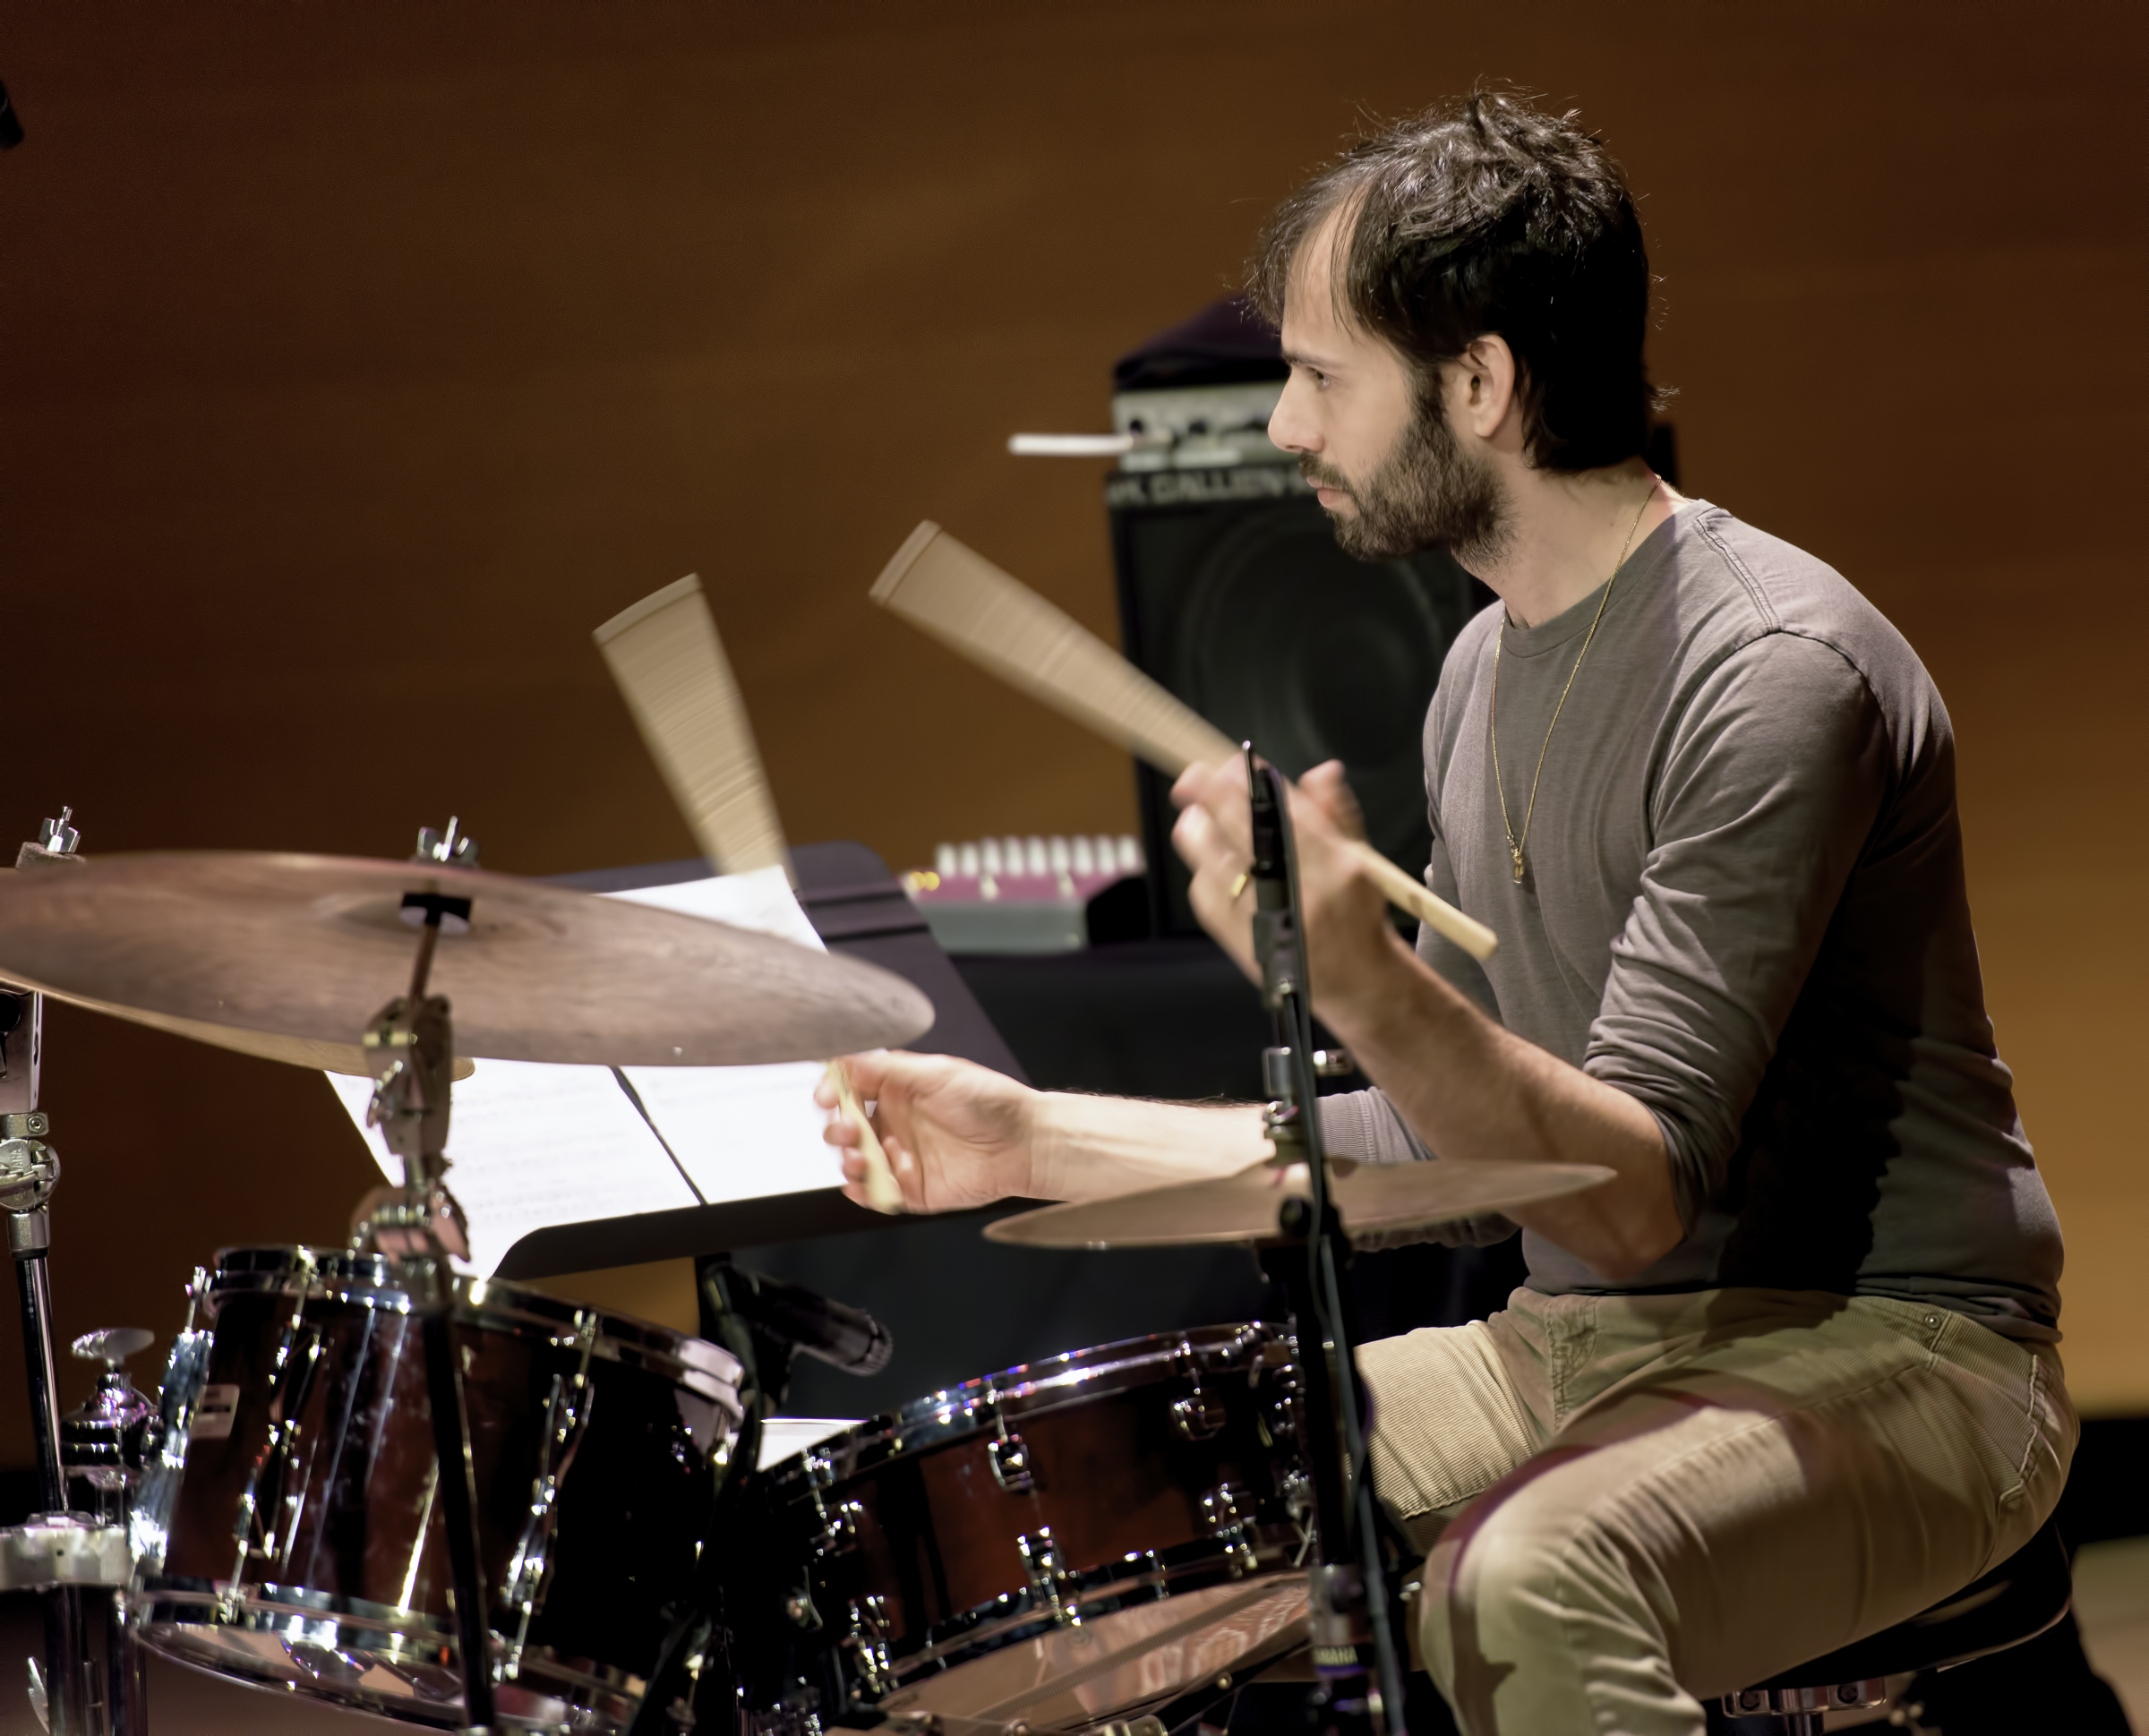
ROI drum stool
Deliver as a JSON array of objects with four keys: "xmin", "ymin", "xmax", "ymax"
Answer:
[{"xmin": 1718, "ymin": 1516, "xmax": 2072, "ymax": 1732}]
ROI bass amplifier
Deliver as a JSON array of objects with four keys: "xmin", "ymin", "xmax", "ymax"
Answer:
[{"xmin": 1107, "ymin": 458, "xmax": 1491, "ymax": 939}]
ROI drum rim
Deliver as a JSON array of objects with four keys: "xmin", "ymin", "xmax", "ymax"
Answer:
[
  {"xmin": 766, "ymin": 1321, "xmax": 1287, "ymax": 1482},
  {"xmin": 202, "ymin": 1244, "xmax": 743, "ymax": 1403},
  {"xmin": 135, "ymin": 1576, "xmax": 646, "ymax": 1723},
  {"xmin": 891, "ymin": 1538, "xmax": 1304, "ymax": 1687}
]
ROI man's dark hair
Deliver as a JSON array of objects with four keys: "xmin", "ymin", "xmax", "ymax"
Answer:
[{"xmin": 1250, "ymin": 90, "xmax": 1664, "ymax": 473}]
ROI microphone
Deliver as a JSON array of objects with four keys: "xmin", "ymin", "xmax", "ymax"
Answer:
[
  {"xmin": 1245, "ymin": 747, "xmax": 1301, "ymax": 1009},
  {"xmin": 727, "ymin": 1266, "xmax": 894, "ymax": 1376}
]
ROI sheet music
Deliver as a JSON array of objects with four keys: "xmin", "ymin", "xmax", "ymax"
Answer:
[
  {"xmin": 324, "ymin": 866, "xmax": 850, "ymax": 1275},
  {"xmin": 326, "ymin": 1059, "xmax": 698, "ymax": 1278}
]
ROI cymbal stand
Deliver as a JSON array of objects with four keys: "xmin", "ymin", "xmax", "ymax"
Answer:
[
  {"xmin": 360, "ymin": 822, "xmax": 492, "ymax": 1736},
  {"xmin": 0, "ymin": 811, "xmax": 140, "ymax": 1736},
  {"xmin": 1243, "ymin": 754, "xmax": 1411, "ymax": 1736}
]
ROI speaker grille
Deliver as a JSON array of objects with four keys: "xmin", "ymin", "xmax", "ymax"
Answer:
[{"xmin": 1110, "ymin": 470, "xmax": 1490, "ymax": 936}]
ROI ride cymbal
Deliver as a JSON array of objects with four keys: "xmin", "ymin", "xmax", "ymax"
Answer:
[
  {"xmin": 0, "ymin": 851, "xmax": 933, "ymax": 1067},
  {"xmin": 984, "ymin": 1155, "xmax": 1612, "ymax": 1248}
]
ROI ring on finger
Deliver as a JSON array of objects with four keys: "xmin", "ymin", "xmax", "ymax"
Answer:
[{"xmin": 1229, "ymin": 868, "xmax": 1253, "ymax": 901}]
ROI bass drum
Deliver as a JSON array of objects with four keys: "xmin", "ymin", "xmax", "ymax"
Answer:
[
  {"xmin": 743, "ymin": 1323, "xmax": 1310, "ymax": 1735},
  {"xmin": 132, "ymin": 1247, "xmax": 745, "ymax": 1732}
]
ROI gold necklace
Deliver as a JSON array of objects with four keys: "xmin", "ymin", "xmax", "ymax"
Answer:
[{"xmin": 1489, "ymin": 485, "xmax": 1656, "ymax": 885}]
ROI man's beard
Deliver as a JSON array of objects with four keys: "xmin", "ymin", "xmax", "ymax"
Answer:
[{"xmin": 1300, "ymin": 391, "xmax": 1511, "ymax": 566}]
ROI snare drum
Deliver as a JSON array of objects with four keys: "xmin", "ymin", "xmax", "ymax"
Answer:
[
  {"xmin": 131, "ymin": 1247, "xmax": 745, "ymax": 1732},
  {"xmin": 744, "ymin": 1323, "xmax": 1308, "ymax": 1732}
]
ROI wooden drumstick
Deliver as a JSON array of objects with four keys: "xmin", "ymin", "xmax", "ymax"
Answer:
[
  {"xmin": 822, "ymin": 1057, "xmax": 903, "ymax": 1213},
  {"xmin": 869, "ymin": 522, "xmax": 1499, "ymax": 962},
  {"xmin": 595, "ymin": 577, "xmax": 905, "ymax": 1213},
  {"xmin": 595, "ymin": 575, "xmax": 792, "ymax": 880}
]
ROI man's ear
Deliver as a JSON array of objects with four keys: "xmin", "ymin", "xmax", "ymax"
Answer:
[{"xmin": 1457, "ymin": 334, "xmax": 1520, "ymax": 444}]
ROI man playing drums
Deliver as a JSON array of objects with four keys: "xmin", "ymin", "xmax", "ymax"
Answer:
[{"xmin": 822, "ymin": 91, "xmax": 2070, "ymax": 1736}]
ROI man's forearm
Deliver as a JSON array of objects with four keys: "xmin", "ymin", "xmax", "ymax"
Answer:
[
  {"xmin": 1029, "ymin": 1094, "xmax": 1271, "ymax": 1202},
  {"xmin": 1320, "ymin": 930, "xmax": 1682, "ymax": 1278}
]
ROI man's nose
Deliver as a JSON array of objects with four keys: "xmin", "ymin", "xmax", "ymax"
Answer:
[{"xmin": 1267, "ymin": 375, "xmax": 1317, "ymax": 455}]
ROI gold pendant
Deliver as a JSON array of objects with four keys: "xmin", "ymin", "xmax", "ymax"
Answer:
[{"xmin": 1510, "ymin": 845, "xmax": 1526, "ymax": 885}]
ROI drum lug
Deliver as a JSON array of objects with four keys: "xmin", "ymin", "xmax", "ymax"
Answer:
[
  {"xmin": 1169, "ymin": 1340, "xmax": 1227, "ymax": 1441},
  {"xmin": 843, "ymin": 1595, "xmax": 895, "ymax": 1698},
  {"xmin": 1016, "ymin": 1526, "xmax": 1078, "ymax": 1627},
  {"xmin": 816, "ymin": 1498, "xmax": 864, "ymax": 1557},
  {"xmin": 804, "ymin": 1446, "xmax": 864, "ymax": 1557},
  {"xmin": 1282, "ymin": 1471, "xmax": 1317, "ymax": 1566},
  {"xmin": 1200, "ymin": 1483, "xmax": 1259, "ymax": 1577},
  {"xmin": 988, "ymin": 1430, "xmax": 1034, "ymax": 1492}
]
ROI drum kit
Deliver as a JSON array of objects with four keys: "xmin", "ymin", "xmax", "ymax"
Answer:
[{"xmin": 0, "ymin": 772, "xmax": 1606, "ymax": 1736}]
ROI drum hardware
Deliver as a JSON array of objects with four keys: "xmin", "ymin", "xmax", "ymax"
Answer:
[
  {"xmin": 1196, "ymin": 1486, "xmax": 1259, "ymax": 1578},
  {"xmin": 1015, "ymin": 1528, "xmax": 1076, "ymax": 1627},
  {"xmin": 0, "ymin": 1111, "xmax": 64, "ymax": 1509},
  {"xmin": 1280, "ymin": 1471, "xmax": 1317, "ymax": 1568},
  {"xmin": 419, "ymin": 1272, "xmax": 498, "ymax": 1735},
  {"xmin": 1169, "ymin": 1340, "xmax": 1227, "ymax": 1441},
  {"xmin": 354, "ymin": 827, "xmax": 480, "ymax": 1264},
  {"xmin": 815, "ymin": 1498, "xmax": 865, "ymax": 1559},
  {"xmin": 380, "ymin": 833, "xmax": 496, "ymax": 1734},
  {"xmin": 59, "ymin": 1330, "xmax": 158, "ymax": 1526},
  {"xmin": 53, "ymin": 1331, "xmax": 157, "ymax": 1736},
  {"xmin": 0, "ymin": 1518, "xmax": 134, "ymax": 1592},
  {"xmin": 842, "ymin": 1595, "xmax": 896, "ymax": 1698},
  {"xmin": 986, "ymin": 1413, "xmax": 1034, "ymax": 1492}
]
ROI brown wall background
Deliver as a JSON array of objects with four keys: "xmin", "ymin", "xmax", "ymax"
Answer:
[{"xmin": 0, "ymin": 2, "xmax": 2142, "ymax": 1456}]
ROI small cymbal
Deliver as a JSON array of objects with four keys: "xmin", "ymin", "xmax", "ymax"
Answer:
[
  {"xmin": 0, "ymin": 851, "xmax": 933, "ymax": 1067},
  {"xmin": 984, "ymin": 1155, "xmax": 1613, "ymax": 1248}
]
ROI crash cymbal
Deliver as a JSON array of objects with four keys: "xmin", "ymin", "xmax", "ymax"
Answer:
[
  {"xmin": 984, "ymin": 1155, "xmax": 1613, "ymax": 1248},
  {"xmin": 0, "ymin": 851, "xmax": 933, "ymax": 1067},
  {"xmin": 0, "ymin": 866, "xmax": 459, "ymax": 1077}
]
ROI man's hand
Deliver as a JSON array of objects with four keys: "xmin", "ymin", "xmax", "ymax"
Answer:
[
  {"xmin": 816, "ymin": 1051, "xmax": 1039, "ymax": 1212},
  {"xmin": 1171, "ymin": 756, "xmax": 1412, "ymax": 1013},
  {"xmin": 1171, "ymin": 754, "xmax": 1682, "ymax": 1282}
]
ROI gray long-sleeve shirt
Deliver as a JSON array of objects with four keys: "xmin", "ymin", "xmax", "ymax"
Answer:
[{"xmin": 1320, "ymin": 500, "xmax": 2063, "ymax": 1343}]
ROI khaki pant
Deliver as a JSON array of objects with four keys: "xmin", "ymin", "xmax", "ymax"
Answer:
[{"xmin": 1357, "ymin": 1287, "xmax": 2075, "ymax": 1736}]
